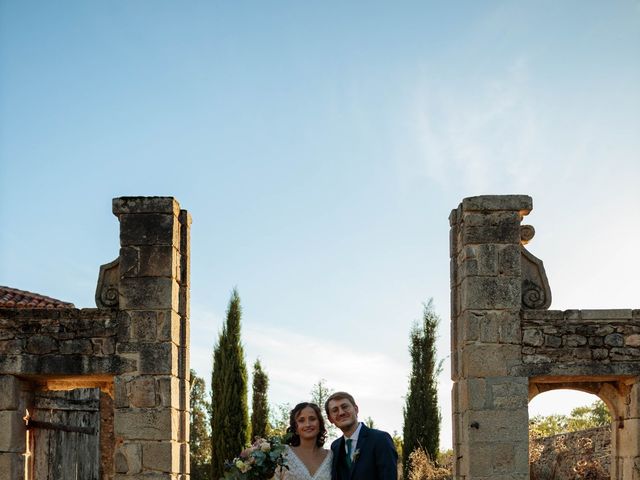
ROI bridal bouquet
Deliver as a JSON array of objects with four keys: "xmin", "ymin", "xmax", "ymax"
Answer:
[{"xmin": 222, "ymin": 436, "xmax": 288, "ymax": 480}]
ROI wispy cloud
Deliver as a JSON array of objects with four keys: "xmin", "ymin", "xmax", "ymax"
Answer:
[
  {"xmin": 189, "ymin": 314, "xmax": 412, "ymax": 435},
  {"xmin": 405, "ymin": 58, "xmax": 542, "ymax": 194}
]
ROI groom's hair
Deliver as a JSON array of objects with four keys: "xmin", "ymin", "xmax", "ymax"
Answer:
[{"xmin": 324, "ymin": 391, "xmax": 357, "ymax": 416}]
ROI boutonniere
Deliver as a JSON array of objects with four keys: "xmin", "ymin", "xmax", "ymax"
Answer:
[{"xmin": 353, "ymin": 449, "xmax": 361, "ymax": 463}]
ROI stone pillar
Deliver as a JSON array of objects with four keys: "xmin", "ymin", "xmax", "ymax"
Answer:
[
  {"xmin": 613, "ymin": 381, "xmax": 640, "ymax": 480},
  {"xmin": 112, "ymin": 197, "xmax": 190, "ymax": 480},
  {"xmin": 0, "ymin": 375, "xmax": 27, "ymax": 480},
  {"xmin": 450, "ymin": 195, "xmax": 531, "ymax": 480}
]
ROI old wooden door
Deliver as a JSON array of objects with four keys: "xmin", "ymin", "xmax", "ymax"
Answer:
[{"xmin": 30, "ymin": 388, "xmax": 100, "ymax": 480}]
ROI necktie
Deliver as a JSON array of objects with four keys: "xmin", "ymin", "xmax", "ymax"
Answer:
[{"xmin": 346, "ymin": 438, "xmax": 353, "ymax": 468}]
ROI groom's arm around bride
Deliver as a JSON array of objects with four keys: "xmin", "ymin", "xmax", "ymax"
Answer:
[{"xmin": 325, "ymin": 391, "xmax": 398, "ymax": 480}]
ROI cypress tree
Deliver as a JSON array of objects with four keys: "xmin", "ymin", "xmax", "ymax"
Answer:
[
  {"xmin": 250, "ymin": 359, "xmax": 269, "ymax": 440},
  {"xmin": 403, "ymin": 299, "xmax": 441, "ymax": 478},
  {"xmin": 190, "ymin": 369, "xmax": 212, "ymax": 480},
  {"xmin": 211, "ymin": 289, "xmax": 249, "ymax": 479}
]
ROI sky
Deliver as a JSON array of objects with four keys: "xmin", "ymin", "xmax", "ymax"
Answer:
[{"xmin": 1, "ymin": 1, "xmax": 639, "ymax": 450}]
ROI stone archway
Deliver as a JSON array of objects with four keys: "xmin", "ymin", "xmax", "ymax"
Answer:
[{"xmin": 450, "ymin": 195, "xmax": 640, "ymax": 480}]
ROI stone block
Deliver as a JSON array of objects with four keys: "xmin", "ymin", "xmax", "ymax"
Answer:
[
  {"xmin": 139, "ymin": 343, "xmax": 177, "ymax": 375},
  {"xmin": 92, "ymin": 337, "xmax": 116, "ymax": 355},
  {"xmin": 490, "ymin": 378, "xmax": 529, "ymax": 409},
  {"xmin": 605, "ymin": 333, "xmax": 625, "ymax": 347},
  {"xmin": 130, "ymin": 311, "xmax": 158, "ymax": 342},
  {"xmin": 582, "ymin": 309, "xmax": 633, "ymax": 320},
  {"xmin": 523, "ymin": 329, "xmax": 543, "ymax": 347},
  {"xmin": 465, "ymin": 441, "xmax": 528, "ymax": 477},
  {"xmin": 0, "ymin": 452, "xmax": 23, "ymax": 480},
  {"xmin": 545, "ymin": 335, "xmax": 562, "ymax": 348},
  {"xmin": 120, "ymin": 245, "xmax": 178, "ymax": 278},
  {"xmin": 464, "ymin": 408, "xmax": 529, "ymax": 443},
  {"xmin": 157, "ymin": 376, "xmax": 180, "ymax": 408},
  {"xmin": 626, "ymin": 334, "xmax": 640, "ymax": 347},
  {"xmin": 119, "ymin": 277, "xmax": 179, "ymax": 310},
  {"xmin": 498, "ymin": 244, "xmax": 521, "ymax": 276},
  {"xmin": 460, "ymin": 277, "xmax": 521, "ymax": 310},
  {"xmin": 114, "ymin": 407, "xmax": 179, "ymax": 441},
  {"xmin": 113, "ymin": 196, "xmax": 180, "ymax": 216},
  {"xmin": 127, "ymin": 376, "xmax": 157, "ymax": 408},
  {"xmin": 25, "ymin": 335, "xmax": 57, "ymax": 354},
  {"xmin": 142, "ymin": 441, "xmax": 180, "ymax": 472},
  {"xmin": 0, "ymin": 339, "xmax": 23, "ymax": 354},
  {"xmin": 119, "ymin": 213, "xmax": 179, "ymax": 247},
  {"xmin": 458, "ymin": 378, "xmax": 487, "ymax": 410},
  {"xmin": 0, "ymin": 410, "xmax": 25, "ymax": 452},
  {"xmin": 0, "ymin": 376, "xmax": 20, "ymax": 410},
  {"xmin": 564, "ymin": 334, "xmax": 587, "ymax": 347},
  {"xmin": 593, "ymin": 349, "xmax": 609, "ymax": 360},
  {"xmin": 115, "ymin": 442, "xmax": 142, "ymax": 474},
  {"xmin": 59, "ymin": 338, "xmax": 93, "ymax": 354},
  {"xmin": 462, "ymin": 195, "xmax": 532, "ymax": 213},
  {"xmin": 157, "ymin": 311, "xmax": 181, "ymax": 344},
  {"xmin": 462, "ymin": 344, "xmax": 521, "ymax": 377},
  {"xmin": 462, "ymin": 214, "xmax": 522, "ymax": 244}
]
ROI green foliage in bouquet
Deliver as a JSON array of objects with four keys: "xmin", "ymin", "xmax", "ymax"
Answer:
[{"xmin": 221, "ymin": 437, "xmax": 289, "ymax": 480}]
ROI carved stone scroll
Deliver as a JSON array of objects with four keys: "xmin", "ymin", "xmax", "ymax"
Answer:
[
  {"xmin": 521, "ymin": 247, "xmax": 551, "ymax": 309},
  {"xmin": 95, "ymin": 258, "xmax": 120, "ymax": 308}
]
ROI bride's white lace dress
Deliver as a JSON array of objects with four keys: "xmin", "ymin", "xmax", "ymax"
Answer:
[{"xmin": 274, "ymin": 445, "xmax": 332, "ymax": 480}]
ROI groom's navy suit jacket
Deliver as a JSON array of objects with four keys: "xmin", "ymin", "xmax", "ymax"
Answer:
[{"xmin": 330, "ymin": 424, "xmax": 398, "ymax": 480}]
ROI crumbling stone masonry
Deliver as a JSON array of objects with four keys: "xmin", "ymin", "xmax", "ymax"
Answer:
[
  {"xmin": 0, "ymin": 197, "xmax": 191, "ymax": 479},
  {"xmin": 450, "ymin": 195, "xmax": 640, "ymax": 480}
]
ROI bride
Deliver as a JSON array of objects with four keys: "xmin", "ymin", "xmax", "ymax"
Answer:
[{"xmin": 275, "ymin": 402, "xmax": 333, "ymax": 480}]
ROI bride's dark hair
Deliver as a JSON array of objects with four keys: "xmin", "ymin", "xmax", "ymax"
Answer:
[{"xmin": 286, "ymin": 402, "xmax": 327, "ymax": 447}]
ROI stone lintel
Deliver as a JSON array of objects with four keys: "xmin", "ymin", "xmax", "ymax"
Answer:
[
  {"xmin": 462, "ymin": 195, "xmax": 532, "ymax": 214},
  {"xmin": 113, "ymin": 197, "xmax": 180, "ymax": 216}
]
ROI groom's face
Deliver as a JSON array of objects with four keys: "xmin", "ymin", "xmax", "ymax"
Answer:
[{"xmin": 327, "ymin": 398, "xmax": 359, "ymax": 433}]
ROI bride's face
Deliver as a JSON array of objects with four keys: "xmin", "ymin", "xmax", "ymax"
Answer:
[{"xmin": 295, "ymin": 406, "xmax": 320, "ymax": 440}]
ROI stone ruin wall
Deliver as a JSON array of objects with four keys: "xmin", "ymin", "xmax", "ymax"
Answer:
[
  {"xmin": 522, "ymin": 309, "xmax": 640, "ymax": 368},
  {"xmin": 450, "ymin": 195, "xmax": 640, "ymax": 480},
  {"xmin": 0, "ymin": 196, "xmax": 191, "ymax": 480}
]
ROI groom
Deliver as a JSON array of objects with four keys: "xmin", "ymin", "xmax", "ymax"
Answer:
[{"xmin": 325, "ymin": 391, "xmax": 398, "ymax": 480}]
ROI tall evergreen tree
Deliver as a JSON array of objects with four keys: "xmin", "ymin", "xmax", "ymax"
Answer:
[
  {"xmin": 211, "ymin": 289, "xmax": 249, "ymax": 479},
  {"xmin": 403, "ymin": 299, "xmax": 441, "ymax": 478},
  {"xmin": 190, "ymin": 369, "xmax": 212, "ymax": 480},
  {"xmin": 250, "ymin": 359, "xmax": 269, "ymax": 440}
]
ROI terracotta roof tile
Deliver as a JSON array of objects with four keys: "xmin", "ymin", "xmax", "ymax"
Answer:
[{"xmin": 0, "ymin": 286, "xmax": 75, "ymax": 309}]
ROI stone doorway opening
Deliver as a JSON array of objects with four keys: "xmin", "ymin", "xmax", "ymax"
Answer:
[{"xmin": 529, "ymin": 387, "xmax": 612, "ymax": 479}]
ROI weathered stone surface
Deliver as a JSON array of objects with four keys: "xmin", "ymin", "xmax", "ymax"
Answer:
[
  {"xmin": 128, "ymin": 376, "xmax": 157, "ymax": 408},
  {"xmin": 139, "ymin": 343, "xmax": 177, "ymax": 375},
  {"xmin": 0, "ymin": 410, "xmax": 25, "ymax": 452},
  {"xmin": 523, "ymin": 329, "xmax": 543, "ymax": 347},
  {"xmin": 464, "ymin": 408, "xmax": 528, "ymax": 443},
  {"xmin": 462, "ymin": 215, "xmax": 521, "ymax": 244},
  {"xmin": 114, "ymin": 408, "xmax": 179, "ymax": 441},
  {"xmin": 25, "ymin": 335, "xmax": 57, "ymax": 354},
  {"xmin": 119, "ymin": 214, "xmax": 179, "ymax": 247},
  {"xmin": 460, "ymin": 277, "xmax": 521, "ymax": 310},
  {"xmin": 0, "ymin": 375, "xmax": 20, "ymax": 410},
  {"xmin": 113, "ymin": 196, "xmax": 179, "ymax": 216},
  {"xmin": 130, "ymin": 311, "xmax": 158, "ymax": 342},
  {"xmin": 115, "ymin": 442, "xmax": 142, "ymax": 474},
  {"xmin": 0, "ymin": 452, "xmax": 23, "ymax": 480},
  {"xmin": 462, "ymin": 344, "xmax": 521, "ymax": 377},
  {"xmin": 142, "ymin": 441, "xmax": 180, "ymax": 472},
  {"xmin": 59, "ymin": 338, "xmax": 93, "ymax": 354},
  {"xmin": 461, "ymin": 195, "xmax": 532, "ymax": 212},
  {"xmin": 119, "ymin": 277, "xmax": 179, "ymax": 310},
  {"xmin": 120, "ymin": 245, "xmax": 178, "ymax": 278},
  {"xmin": 605, "ymin": 333, "xmax": 625, "ymax": 347}
]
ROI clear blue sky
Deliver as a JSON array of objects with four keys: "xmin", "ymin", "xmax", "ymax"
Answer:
[{"xmin": 1, "ymin": 1, "xmax": 639, "ymax": 448}]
